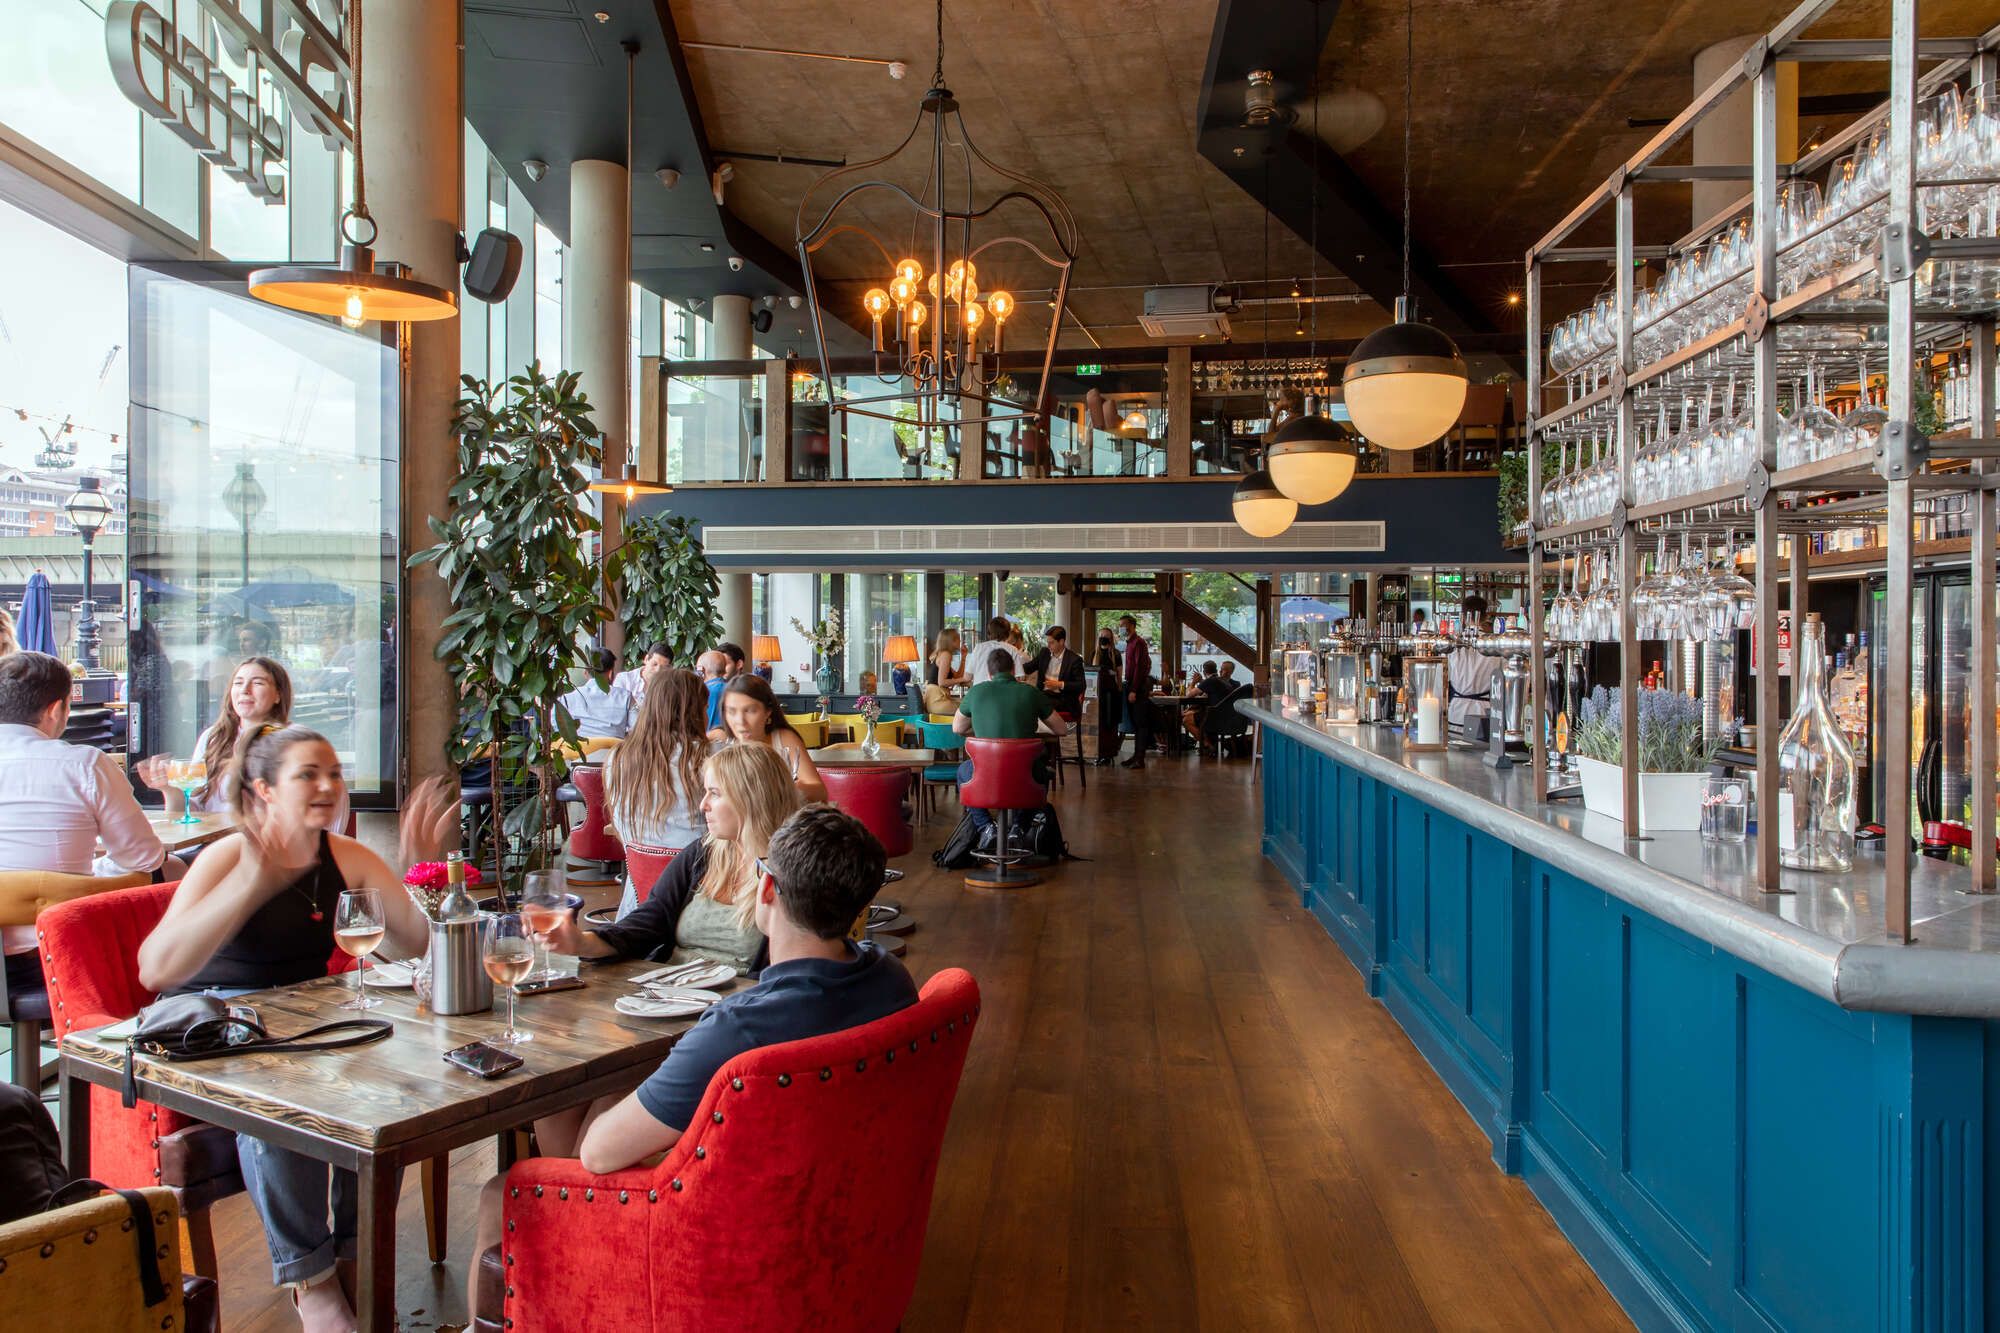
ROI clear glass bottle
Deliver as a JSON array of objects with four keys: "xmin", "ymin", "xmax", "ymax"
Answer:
[
  {"xmin": 1777, "ymin": 614, "xmax": 1858, "ymax": 871},
  {"xmin": 438, "ymin": 849, "xmax": 478, "ymax": 920}
]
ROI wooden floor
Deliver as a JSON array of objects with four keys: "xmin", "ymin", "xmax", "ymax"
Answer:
[{"xmin": 202, "ymin": 753, "xmax": 1631, "ymax": 1331}]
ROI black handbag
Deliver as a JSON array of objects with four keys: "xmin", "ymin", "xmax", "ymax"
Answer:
[{"xmin": 121, "ymin": 992, "xmax": 393, "ymax": 1107}]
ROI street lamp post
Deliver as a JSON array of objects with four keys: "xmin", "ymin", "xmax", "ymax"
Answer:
[
  {"xmin": 221, "ymin": 462, "xmax": 267, "ymax": 588},
  {"xmin": 64, "ymin": 476, "xmax": 113, "ymax": 672}
]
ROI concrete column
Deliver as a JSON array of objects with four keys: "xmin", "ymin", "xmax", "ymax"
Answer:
[
  {"xmin": 569, "ymin": 159, "xmax": 629, "ymax": 650},
  {"xmin": 369, "ymin": 0, "xmax": 462, "ymax": 793},
  {"xmin": 1054, "ymin": 576, "xmax": 1077, "ymax": 643},
  {"xmin": 1692, "ymin": 38, "xmax": 1798, "ymax": 226},
  {"xmin": 718, "ymin": 571, "xmax": 753, "ymax": 658},
  {"xmin": 711, "ymin": 294, "xmax": 752, "ymax": 357}
]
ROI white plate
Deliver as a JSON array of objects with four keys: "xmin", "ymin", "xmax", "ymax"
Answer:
[
  {"xmin": 615, "ymin": 993, "xmax": 714, "ymax": 1019},
  {"xmin": 640, "ymin": 982, "xmax": 723, "ymax": 1005},
  {"xmin": 363, "ymin": 961, "xmax": 414, "ymax": 989}
]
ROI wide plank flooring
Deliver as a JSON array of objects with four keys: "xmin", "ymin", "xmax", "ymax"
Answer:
[{"xmin": 200, "ymin": 753, "xmax": 1629, "ymax": 1331}]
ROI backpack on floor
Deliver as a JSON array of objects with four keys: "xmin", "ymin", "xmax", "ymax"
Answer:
[
  {"xmin": 932, "ymin": 812, "xmax": 993, "ymax": 869},
  {"xmin": 1019, "ymin": 803, "xmax": 1075, "ymax": 862}
]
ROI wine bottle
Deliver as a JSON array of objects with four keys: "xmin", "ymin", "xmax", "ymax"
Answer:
[
  {"xmin": 438, "ymin": 849, "xmax": 477, "ymax": 920},
  {"xmin": 1777, "ymin": 614, "xmax": 1857, "ymax": 872}
]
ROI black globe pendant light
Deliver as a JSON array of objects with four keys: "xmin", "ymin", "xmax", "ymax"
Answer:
[
  {"xmin": 1232, "ymin": 468, "xmax": 1299, "ymax": 539},
  {"xmin": 1342, "ymin": 0, "xmax": 1466, "ymax": 450}
]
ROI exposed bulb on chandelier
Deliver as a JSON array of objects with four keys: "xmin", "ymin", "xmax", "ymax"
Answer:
[
  {"xmin": 889, "ymin": 276, "xmax": 917, "ymax": 307},
  {"xmin": 906, "ymin": 299, "xmax": 929, "ymax": 330},
  {"xmin": 987, "ymin": 291, "xmax": 1014, "ymax": 322},
  {"xmin": 341, "ymin": 291, "xmax": 366, "ymax": 329},
  {"xmin": 894, "ymin": 258, "xmax": 923, "ymax": 286},
  {"xmin": 863, "ymin": 288, "xmax": 891, "ymax": 319},
  {"xmin": 963, "ymin": 301, "xmax": 985, "ymax": 332}
]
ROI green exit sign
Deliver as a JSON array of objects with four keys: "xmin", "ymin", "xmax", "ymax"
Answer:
[{"xmin": 1075, "ymin": 363, "xmax": 1103, "ymax": 376}]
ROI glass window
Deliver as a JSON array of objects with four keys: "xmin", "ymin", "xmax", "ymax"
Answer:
[
  {"xmin": 535, "ymin": 222, "xmax": 563, "ymax": 367},
  {"xmin": 127, "ymin": 264, "xmax": 401, "ymax": 805},
  {"xmin": 0, "ymin": 0, "xmax": 142, "ymax": 201},
  {"xmin": 665, "ymin": 369, "xmax": 762, "ymax": 482},
  {"xmin": 1008, "ymin": 362, "xmax": 1168, "ymax": 478},
  {"xmin": 839, "ymin": 571, "xmax": 924, "ymax": 696}
]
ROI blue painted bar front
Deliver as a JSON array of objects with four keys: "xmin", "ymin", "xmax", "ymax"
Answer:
[{"xmin": 1249, "ymin": 703, "xmax": 1997, "ymax": 1333}]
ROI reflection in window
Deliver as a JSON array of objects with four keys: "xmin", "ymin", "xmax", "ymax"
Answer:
[{"xmin": 128, "ymin": 266, "xmax": 400, "ymax": 804}]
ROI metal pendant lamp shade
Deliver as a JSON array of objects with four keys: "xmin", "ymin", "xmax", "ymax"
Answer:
[
  {"xmin": 589, "ymin": 457, "xmax": 672, "ymax": 499},
  {"xmin": 1266, "ymin": 412, "xmax": 1358, "ymax": 505},
  {"xmin": 1342, "ymin": 298, "xmax": 1467, "ymax": 450},
  {"xmin": 1232, "ymin": 469, "xmax": 1299, "ymax": 539}
]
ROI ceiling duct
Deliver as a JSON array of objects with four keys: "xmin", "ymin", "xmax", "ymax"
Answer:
[{"xmin": 1139, "ymin": 284, "xmax": 1237, "ymax": 340}]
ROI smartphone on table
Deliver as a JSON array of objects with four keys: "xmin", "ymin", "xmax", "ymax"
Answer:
[{"xmin": 443, "ymin": 1040, "xmax": 524, "ymax": 1079}]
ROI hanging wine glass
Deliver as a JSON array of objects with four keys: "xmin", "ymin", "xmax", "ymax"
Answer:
[
  {"xmin": 1633, "ymin": 535, "xmax": 1671, "ymax": 638},
  {"xmin": 1699, "ymin": 542, "xmax": 1757, "ymax": 642},
  {"xmin": 1586, "ymin": 550, "xmax": 1622, "ymax": 643}
]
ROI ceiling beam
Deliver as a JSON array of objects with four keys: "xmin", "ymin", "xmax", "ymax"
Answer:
[{"xmin": 1194, "ymin": 0, "xmax": 1497, "ymax": 345}]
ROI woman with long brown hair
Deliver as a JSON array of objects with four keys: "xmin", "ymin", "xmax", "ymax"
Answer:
[
  {"xmin": 136, "ymin": 655, "xmax": 294, "ymax": 815},
  {"xmin": 536, "ymin": 741, "xmax": 801, "ymax": 977},
  {"xmin": 719, "ymin": 673, "xmax": 827, "ymax": 802},
  {"xmin": 602, "ymin": 667, "xmax": 712, "ymax": 916}
]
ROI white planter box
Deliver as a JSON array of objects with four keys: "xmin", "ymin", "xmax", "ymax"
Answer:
[{"xmin": 1574, "ymin": 755, "xmax": 1706, "ymax": 832}]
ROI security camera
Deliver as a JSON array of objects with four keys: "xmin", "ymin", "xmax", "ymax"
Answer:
[
  {"xmin": 655, "ymin": 167, "xmax": 680, "ymax": 190},
  {"xmin": 761, "ymin": 295, "xmax": 776, "ymax": 309},
  {"xmin": 522, "ymin": 159, "xmax": 548, "ymax": 183},
  {"xmin": 998, "ymin": 569, "xmax": 1011, "ymax": 582},
  {"xmin": 888, "ymin": 60, "xmax": 908, "ymax": 80},
  {"xmin": 727, "ymin": 255, "xmax": 745, "ymax": 273},
  {"xmin": 787, "ymin": 295, "xmax": 803, "ymax": 309},
  {"xmin": 687, "ymin": 296, "xmax": 706, "ymax": 310}
]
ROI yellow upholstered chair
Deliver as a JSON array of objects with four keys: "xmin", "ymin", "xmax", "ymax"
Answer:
[
  {"xmin": 782, "ymin": 712, "xmax": 822, "ymax": 730},
  {"xmin": 0, "ymin": 869, "xmax": 149, "ymax": 1091},
  {"xmin": 554, "ymin": 735, "xmax": 622, "ymax": 763},
  {"xmin": 926, "ymin": 712, "xmax": 958, "ymax": 724},
  {"xmin": 827, "ymin": 714, "xmax": 903, "ymax": 748},
  {"xmin": 788, "ymin": 718, "xmax": 830, "ymax": 749},
  {"xmin": 0, "ymin": 1186, "xmax": 200, "ymax": 1333}
]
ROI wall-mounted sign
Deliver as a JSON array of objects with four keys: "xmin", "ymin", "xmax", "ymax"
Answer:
[
  {"xmin": 106, "ymin": 0, "xmax": 354, "ymax": 205},
  {"xmin": 1074, "ymin": 363, "xmax": 1103, "ymax": 377}
]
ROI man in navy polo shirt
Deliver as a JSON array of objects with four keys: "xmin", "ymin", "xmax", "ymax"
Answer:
[{"xmin": 469, "ymin": 804, "xmax": 916, "ymax": 1313}]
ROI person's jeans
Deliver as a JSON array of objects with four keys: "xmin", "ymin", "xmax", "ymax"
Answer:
[
  {"xmin": 201, "ymin": 987, "xmax": 356, "ymax": 1285},
  {"xmin": 957, "ymin": 753, "xmax": 1052, "ymax": 834}
]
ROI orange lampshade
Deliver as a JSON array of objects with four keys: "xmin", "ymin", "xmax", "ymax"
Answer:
[
  {"xmin": 751, "ymin": 635, "xmax": 784, "ymax": 663},
  {"xmin": 883, "ymin": 636, "xmax": 921, "ymax": 664}
]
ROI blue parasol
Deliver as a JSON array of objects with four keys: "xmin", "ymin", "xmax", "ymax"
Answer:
[
  {"xmin": 16, "ymin": 571, "xmax": 56, "ymax": 655},
  {"xmin": 1279, "ymin": 596, "xmax": 1340, "ymax": 621}
]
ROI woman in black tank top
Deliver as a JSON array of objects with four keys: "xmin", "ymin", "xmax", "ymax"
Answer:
[{"xmin": 135, "ymin": 726, "xmax": 458, "ymax": 1330}]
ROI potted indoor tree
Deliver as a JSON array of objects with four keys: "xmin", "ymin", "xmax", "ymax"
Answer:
[
  {"xmin": 410, "ymin": 363, "xmax": 607, "ymax": 892},
  {"xmin": 607, "ymin": 512, "xmax": 721, "ymax": 662},
  {"xmin": 1572, "ymin": 685, "xmax": 1715, "ymax": 831}
]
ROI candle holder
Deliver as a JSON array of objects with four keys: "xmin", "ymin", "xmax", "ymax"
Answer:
[{"xmin": 1403, "ymin": 654, "xmax": 1449, "ymax": 752}]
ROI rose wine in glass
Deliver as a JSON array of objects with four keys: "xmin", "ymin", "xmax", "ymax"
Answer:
[
  {"xmin": 334, "ymin": 889, "xmax": 385, "ymax": 1010},
  {"xmin": 520, "ymin": 869, "xmax": 567, "ymax": 983},
  {"xmin": 483, "ymin": 914, "xmax": 534, "ymax": 1044}
]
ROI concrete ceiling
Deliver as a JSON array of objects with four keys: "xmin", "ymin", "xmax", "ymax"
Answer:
[{"xmin": 469, "ymin": 0, "xmax": 2000, "ymax": 360}]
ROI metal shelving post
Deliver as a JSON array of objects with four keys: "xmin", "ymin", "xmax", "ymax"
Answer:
[
  {"xmin": 1615, "ymin": 186, "xmax": 1642, "ymax": 832},
  {"xmin": 1751, "ymin": 48, "xmax": 1785, "ymax": 895},
  {"xmin": 1881, "ymin": 0, "xmax": 1919, "ymax": 940}
]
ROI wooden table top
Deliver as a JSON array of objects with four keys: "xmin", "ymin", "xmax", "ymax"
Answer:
[
  {"xmin": 146, "ymin": 810, "xmax": 239, "ymax": 853},
  {"xmin": 809, "ymin": 743, "xmax": 938, "ymax": 766},
  {"xmin": 62, "ymin": 960, "xmax": 737, "ymax": 1152}
]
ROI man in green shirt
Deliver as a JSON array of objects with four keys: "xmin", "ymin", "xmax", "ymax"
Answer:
[{"xmin": 953, "ymin": 646, "xmax": 1069, "ymax": 828}]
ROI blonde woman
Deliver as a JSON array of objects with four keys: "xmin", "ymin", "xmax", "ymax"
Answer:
[
  {"xmin": 602, "ymin": 667, "xmax": 712, "ymax": 916},
  {"xmin": 924, "ymin": 626, "xmax": 969, "ymax": 714},
  {"xmin": 536, "ymin": 741, "xmax": 800, "ymax": 977}
]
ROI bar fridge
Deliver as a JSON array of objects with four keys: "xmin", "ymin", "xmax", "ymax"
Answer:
[{"xmin": 1868, "ymin": 573, "xmax": 1993, "ymax": 841}]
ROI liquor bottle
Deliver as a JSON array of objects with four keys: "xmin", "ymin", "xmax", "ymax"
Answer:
[
  {"xmin": 1777, "ymin": 614, "xmax": 1858, "ymax": 872},
  {"xmin": 438, "ymin": 849, "xmax": 478, "ymax": 920}
]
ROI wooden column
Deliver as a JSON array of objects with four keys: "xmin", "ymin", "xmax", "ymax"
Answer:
[
  {"xmin": 1254, "ymin": 577, "xmax": 1274, "ymax": 690},
  {"xmin": 764, "ymin": 360, "xmax": 792, "ymax": 482},
  {"xmin": 637, "ymin": 356, "xmax": 663, "ymax": 480},
  {"xmin": 1167, "ymin": 345, "xmax": 1193, "ymax": 477}
]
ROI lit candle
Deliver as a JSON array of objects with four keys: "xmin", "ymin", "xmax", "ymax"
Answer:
[{"xmin": 1416, "ymin": 693, "xmax": 1443, "ymax": 746}]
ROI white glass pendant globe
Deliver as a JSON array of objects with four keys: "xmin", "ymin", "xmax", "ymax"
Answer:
[
  {"xmin": 1232, "ymin": 470, "xmax": 1298, "ymax": 538},
  {"xmin": 1266, "ymin": 414, "xmax": 1358, "ymax": 505},
  {"xmin": 1342, "ymin": 302, "xmax": 1468, "ymax": 451}
]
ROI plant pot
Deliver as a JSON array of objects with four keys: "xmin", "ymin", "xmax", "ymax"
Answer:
[{"xmin": 1574, "ymin": 756, "xmax": 1706, "ymax": 832}]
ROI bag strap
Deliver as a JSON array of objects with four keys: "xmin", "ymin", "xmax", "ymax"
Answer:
[
  {"xmin": 45, "ymin": 1179, "xmax": 170, "ymax": 1308},
  {"xmin": 142, "ymin": 1017, "xmax": 393, "ymax": 1064}
]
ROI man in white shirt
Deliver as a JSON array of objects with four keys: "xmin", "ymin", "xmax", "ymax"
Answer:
[
  {"xmin": 559, "ymin": 648, "xmax": 636, "ymax": 738},
  {"xmin": 1445, "ymin": 594, "xmax": 1499, "ymax": 733},
  {"xmin": 0, "ymin": 651, "xmax": 174, "ymax": 995},
  {"xmin": 611, "ymin": 641, "xmax": 674, "ymax": 707},
  {"xmin": 965, "ymin": 616, "xmax": 1028, "ymax": 687}
]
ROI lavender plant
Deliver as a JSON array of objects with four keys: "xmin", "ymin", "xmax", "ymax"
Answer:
[{"xmin": 1574, "ymin": 686, "xmax": 1716, "ymax": 773}]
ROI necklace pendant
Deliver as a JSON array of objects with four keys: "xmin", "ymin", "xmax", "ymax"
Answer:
[{"xmin": 310, "ymin": 910, "xmax": 324, "ymax": 923}]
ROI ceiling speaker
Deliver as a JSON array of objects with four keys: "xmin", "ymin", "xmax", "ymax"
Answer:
[
  {"xmin": 751, "ymin": 308, "xmax": 774, "ymax": 334},
  {"xmin": 464, "ymin": 228, "xmax": 523, "ymax": 304}
]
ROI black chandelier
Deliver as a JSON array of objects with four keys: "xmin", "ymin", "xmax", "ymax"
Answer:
[{"xmin": 794, "ymin": 0, "xmax": 1078, "ymax": 461}]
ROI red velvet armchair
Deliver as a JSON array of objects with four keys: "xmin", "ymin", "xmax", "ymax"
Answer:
[
  {"xmin": 820, "ymin": 766, "xmax": 914, "ymax": 858},
  {"xmin": 566, "ymin": 763, "xmax": 624, "ymax": 869},
  {"xmin": 486, "ymin": 967, "xmax": 980, "ymax": 1332},
  {"xmin": 36, "ymin": 882, "xmax": 242, "ymax": 1279}
]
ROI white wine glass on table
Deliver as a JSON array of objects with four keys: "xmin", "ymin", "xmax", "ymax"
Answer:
[
  {"xmin": 333, "ymin": 888, "xmax": 385, "ymax": 1011},
  {"xmin": 484, "ymin": 913, "xmax": 535, "ymax": 1045},
  {"xmin": 519, "ymin": 869, "xmax": 568, "ymax": 983}
]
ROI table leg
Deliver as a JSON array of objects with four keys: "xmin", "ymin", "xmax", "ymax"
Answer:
[
  {"xmin": 357, "ymin": 1152, "xmax": 399, "ymax": 1333},
  {"xmin": 59, "ymin": 1063, "xmax": 90, "ymax": 1179}
]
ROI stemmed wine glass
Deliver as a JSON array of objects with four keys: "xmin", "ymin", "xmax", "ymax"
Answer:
[
  {"xmin": 519, "ymin": 869, "xmax": 568, "ymax": 984},
  {"xmin": 483, "ymin": 914, "xmax": 535, "ymax": 1045},
  {"xmin": 333, "ymin": 889, "xmax": 385, "ymax": 1011},
  {"xmin": 167, "ymin": 759, "xmax": 207, "ymax": 824}
]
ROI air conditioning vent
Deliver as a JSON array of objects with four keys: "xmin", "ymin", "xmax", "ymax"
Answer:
[
  {"xmin": 702, "ymin": 520, "xmax": 1382, "ymax": 561},
  {"xmin": 1140, "ymin": 284, "xmax": 1234, "ymax": 340}
]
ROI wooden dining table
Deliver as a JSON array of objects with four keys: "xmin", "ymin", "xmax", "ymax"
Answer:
[
  {"xmin": 60, "ymin": 959, "xmax": 735, "ymax": 1332},
  {"xmin": 145, "ymin": 809, "xmax": 239, "ymax": 854}
]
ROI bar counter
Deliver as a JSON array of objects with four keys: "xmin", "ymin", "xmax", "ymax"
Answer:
[{"xmin": 1246, "ymin": 699, "xmax": 1998, "ymax": 1332}]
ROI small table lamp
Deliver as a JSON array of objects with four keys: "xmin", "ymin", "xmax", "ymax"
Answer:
[
  {"xmin": 882, "ymin": 635, "xmax": 920, "ymax": 668},
  {"xmin": 751, "ymin": 635, "xmax": 784, "ymax": 672}
]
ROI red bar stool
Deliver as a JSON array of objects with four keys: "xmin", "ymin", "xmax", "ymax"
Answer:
[
  {"xmin": 564, "ymin": 763, "xmax": 623, "ymax": 886},
  {"xmin": 960, "ymin": 737, "xmax": 1047, "ymax": 891},
  {"xmin": 820, "ymin": 767, "xmax": 914, "ymax": 858}
]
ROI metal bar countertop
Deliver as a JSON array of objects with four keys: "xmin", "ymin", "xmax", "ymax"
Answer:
[{"xmin": 1246, "ymin": 700, "xmax": 2000, "ymax": 1019}]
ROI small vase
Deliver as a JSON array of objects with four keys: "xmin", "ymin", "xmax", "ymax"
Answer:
[
  {"xmin": 814, "ymin": 664, "xmax": 839, "ymax": 698},
  {"xmin": 861, "ymin": 719, "xmax": 882, "ymax": 758}
]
